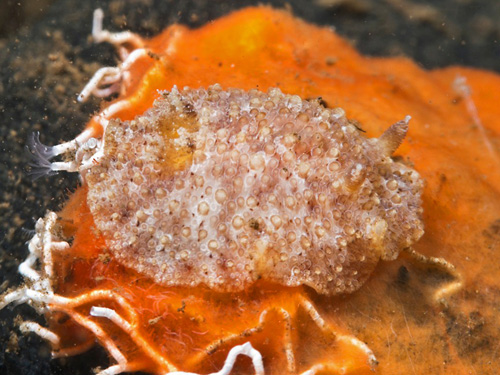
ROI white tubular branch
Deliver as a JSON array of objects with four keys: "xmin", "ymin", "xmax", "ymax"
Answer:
[
  {"xmin": 19, "ymin": 321, "xmax": 61, "ymax": 346},
  {"xmin": 92, "ymin": 8, "xmax": 144, "ymax": 49},
  {"xmin": 166, "ymin": 342, "xmax": 265, "ymax": 375}
]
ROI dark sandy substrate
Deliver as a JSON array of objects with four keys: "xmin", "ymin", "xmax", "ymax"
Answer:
[{"xmin": 0, "ymin": 0, "xmax": 498, "ymax": 374}]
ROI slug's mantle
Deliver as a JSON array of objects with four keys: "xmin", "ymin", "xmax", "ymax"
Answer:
[
  {"xmin": 2, "ymin": 5, "xmax": 500, "ymax": 375},
  {"xmin": 87, "ymin": 85, "xmax": 424, "ymax": 296}
]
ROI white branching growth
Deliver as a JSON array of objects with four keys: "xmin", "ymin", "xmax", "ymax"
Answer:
[
  {"xmin": 0, "ymin": 209, "xmax": 377, "ymax": 375},
  {"xmin": 165, "ymin": 343, "xmax": 265, "ymax": 375},
  {"xmin": 188, "ymin": 297, "xmax": 377, "ymax": 374},
  {"xmin": 78, "ymin": 48, "xmax": 149, "ymax": 103},
  {"xmin": 26, "ymin": 8, "xmax": 147, "ymax": 179},
  {"xmin": 452, "ymin": 75, "xmax": 499, "ymax": 165},
  {"xmin": 403, "ymin": 247, "xmax": 463, "ymax": 306},
  {"xmin": 1, "ymin": 212, "xmax": 65, "ymax": 312},
  {"xmin": 19, "ymin": 321, "xmax": 61, "ymax": 346},
  {"xmin": 92, "ymin": 8, "xmax": 144, "ymax": 54},
  {"xmin": 0, "ymin": 211, "xmax": 261, "ymax": 375}
]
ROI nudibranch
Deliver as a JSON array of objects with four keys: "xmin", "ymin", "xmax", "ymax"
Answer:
[
  {"xmin": 87, "ymin": 85, "xmax": 424, "ymax": 295},
  {"xmin": 3, "ymin": 5, "xmax": 500, "ymax": 375}
]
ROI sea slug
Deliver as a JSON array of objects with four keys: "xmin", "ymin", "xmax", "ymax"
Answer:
[{"xmin": 86, "ymin": 85, "xmax": 423, "ymax": 295}]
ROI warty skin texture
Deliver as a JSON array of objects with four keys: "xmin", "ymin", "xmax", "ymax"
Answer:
[{"xmin": 87, "ymin": 85, "xmax": 424, "ymax": 295}]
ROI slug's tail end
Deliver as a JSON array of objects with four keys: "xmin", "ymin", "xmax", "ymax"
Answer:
[{"xmin": 25, "ymin": 132, "xmax": 58, "ymax": 180}]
